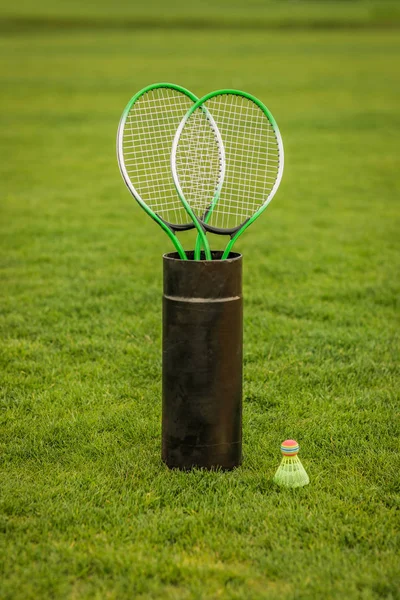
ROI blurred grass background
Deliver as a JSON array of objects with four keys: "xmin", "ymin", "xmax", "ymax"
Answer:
[
  {"xmin": 1, "ymin": 1, "xmax": 399, "ymax": 599},
  {"xmin": 1, "ymin": 0, "xmax": 400, "ymax": 27}
]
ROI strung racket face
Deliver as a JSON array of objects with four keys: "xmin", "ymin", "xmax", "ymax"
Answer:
[
  {"xmin": 117, "ymin": 83, "xmax": 198, "ymax": 229},
  {"xmin": 172, "ymin": 90, "xmax": 284, "ymax": 234}
]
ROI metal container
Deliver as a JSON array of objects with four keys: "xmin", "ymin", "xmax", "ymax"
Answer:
[{"xmin": 162, "ymin": 251, "xmax": 243, "ymax": 470}]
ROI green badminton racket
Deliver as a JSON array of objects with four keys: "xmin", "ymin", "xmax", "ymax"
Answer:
[
  {"xmin": 117, "ymin": 82, "xmax": 213, "ymax": 260},
  {"xmin": 171, "ymin": 89, "xmax": 284, "ymax": 259}
]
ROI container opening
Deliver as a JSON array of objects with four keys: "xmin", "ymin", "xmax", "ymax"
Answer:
[{"xmin": 164, "ymin": 251, "xmax": 242, "ymax": 261}]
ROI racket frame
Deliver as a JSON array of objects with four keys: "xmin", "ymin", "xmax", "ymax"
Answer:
[
  {"xmin": 171, "ymin": 89, "xmax": 284, "ymax": 259},
  {"xmin": 117, "ymin": 82, "xmax": 211, "ymax": 260}
]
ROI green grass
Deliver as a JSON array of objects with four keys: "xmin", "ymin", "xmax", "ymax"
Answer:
[
  {"xmin": 1, "ymin": 14, "xmax": 400, "ymax": 600},
  {"xmin": 1, "ymin": 0, "xmax": 400, "ymax": 29}
]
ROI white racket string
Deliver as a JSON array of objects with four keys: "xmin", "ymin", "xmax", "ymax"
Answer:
[
  {"xmin": 175, "ymin": 108, "xmax": 224, "ymax": 218},
  {"xmin": 121, "ymin": 87, "xmax": 195, "ymax": 226},
  {"xmin": 174, "ymin": 93, "xmax": 281, "ymax": 231}
]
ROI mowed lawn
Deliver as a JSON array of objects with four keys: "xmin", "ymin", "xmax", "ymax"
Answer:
[{"xmin": 1, "ymin": 22, "xmax": 399, "ymax": 600}]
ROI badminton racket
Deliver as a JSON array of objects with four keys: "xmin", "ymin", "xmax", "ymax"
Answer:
[
  {"xmin": 171, "ymin": 89, "xmax": 284, "ymax": 259},
  {"xmin": 117, "ymin": 82, "xmax": 212, "ymax": 260}
]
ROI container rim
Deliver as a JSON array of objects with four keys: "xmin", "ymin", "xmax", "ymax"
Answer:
[{"xmin": 163, "ymin": 251, "xmax": 242, "ymax": 263}]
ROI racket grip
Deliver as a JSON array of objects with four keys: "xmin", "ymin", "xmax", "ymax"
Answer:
[{"xmin": 162, "ymin": 251, "xmax": 243, "ymax": 470}]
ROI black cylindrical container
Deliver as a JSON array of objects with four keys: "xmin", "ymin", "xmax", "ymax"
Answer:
[{"xmin": 162, "ymin": 251, "xmax": 242, "ymax": 470}]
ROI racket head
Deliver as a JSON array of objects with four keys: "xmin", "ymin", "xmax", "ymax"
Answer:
[
  {"xmin": 117, "ymin": 82, "xmax": 199, "ymax": 230},
  {"xmin": 171, "ymin": 89, "xmax": 284, "ymax": 234}
]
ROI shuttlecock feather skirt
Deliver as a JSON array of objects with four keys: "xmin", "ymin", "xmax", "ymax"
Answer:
[{"xmin": 273, "ymin": 455, "xmax": 310, "ymax": 488}]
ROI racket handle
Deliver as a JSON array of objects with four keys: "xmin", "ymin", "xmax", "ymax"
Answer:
[{"xmin": 162, "ymin": 250, "xmax": 243, "ymax": 470}]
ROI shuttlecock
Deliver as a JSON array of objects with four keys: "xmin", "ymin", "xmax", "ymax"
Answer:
[{"xmin": 273, "ymin": 439, "xmax": 309, "ymax": 488}]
